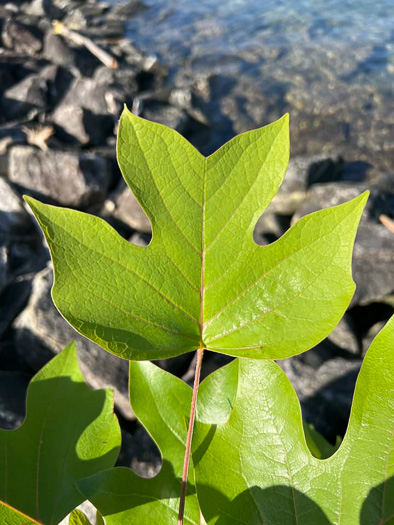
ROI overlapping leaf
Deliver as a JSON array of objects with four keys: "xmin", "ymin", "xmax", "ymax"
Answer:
[
  {"xmin": 193, "ymin": 316, "xmax": 394, "ymax": 524},
  {"xmin": 77, "ymin": 360, "xmax": 201, "ymax": 524},
  {"xmin": 26, "ymin": 109, "xmax": 367, "ymax": 360},
  {"xmin": 0, "ymin": 501, "xmax": 40, "ymax": 524},
  {"xmin": 77, "ymin": 353, "xmax": 333, "ymax": 524},
  {"xmin": 0, "ymin": 343, "xmax": 121, "ymax": 525}
]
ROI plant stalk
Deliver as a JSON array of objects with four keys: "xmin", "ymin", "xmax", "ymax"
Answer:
[{"xmin": 177, "ymin": 347, "xmax": 204, "ymax": 525}]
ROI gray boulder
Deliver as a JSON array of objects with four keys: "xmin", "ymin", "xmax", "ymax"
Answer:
[
  {"xmin": 2, "ymin": 73, "xmax": 47, "ymax": 120},
  {"xmin": 2, "ymin": 18, "xmax": 43, "ymax": 56},
  {"xmin": 9, "ymin": 146, "xmax": 112, "ymax": 208},
  {"xmin": 43, "ymin": 33, "xmax": 101, "ymax": 77},
  {"xmin": 0, "ymin": 247, "xmax": 7, "ymax": 290},
  {"xmin": 353, "ymin": 222, "xmax": 394, "ymax": 305},
  {"xmin": 279, "ymin": 353, "xmax": 361, "ymax": 440},
  {"xmin": 13, "ymin": 266, "xmax": 132, "ymax": 419},
  {"xmin": 51, "ymin": 77, "xmax": 119, "ymax": 145},
  {"xmin": 0, "ymin": 177, "xmax": 30, "ymax": 240},
  {"xmin": 104, "ymin": 179, "xmax": 151, "ymax": 233}
]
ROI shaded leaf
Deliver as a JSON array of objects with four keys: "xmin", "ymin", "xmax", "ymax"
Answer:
[
  {"xmin": 26, "ymin": 109, "xmax": 366, "ymax": 360},
  {"xmin": 0, "ymin": 343, "xmax": 121, "ymax": 525},
  {"xmin": 78, "ymin": 361, "xmax": 200, "ymax": 524},
  {"xmin": 193, "ymin": 316, "xmax": 394, "ymax": 524},
  {"xmin": 69, "ymin": 509, "xmax": 93, "ymax": 525},
  {"xmin": 303, "ymin": 421, "xmax": 340, "ymax": 459}
]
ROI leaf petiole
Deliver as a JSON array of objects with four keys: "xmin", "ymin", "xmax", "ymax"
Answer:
[{"xmin": 178, "ymin": 347, "xmax": 205, "ymax": 524}]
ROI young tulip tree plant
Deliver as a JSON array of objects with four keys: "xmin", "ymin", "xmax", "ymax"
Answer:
[{"xmin": 1, "ymin": 109, "xmax": 392, "ymax": 524}]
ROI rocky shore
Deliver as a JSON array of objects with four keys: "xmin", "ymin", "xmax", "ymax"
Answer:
[{"xmin": 0, "ymin": 0, "xmax": 393, "ymax": 478}]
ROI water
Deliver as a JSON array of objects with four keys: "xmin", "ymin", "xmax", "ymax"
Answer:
[{"xmin": 122, "ymin": 0, "xmax": 394, "ymax": 164}]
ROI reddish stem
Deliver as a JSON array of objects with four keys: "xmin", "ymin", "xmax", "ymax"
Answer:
[{"xmin": 177, "ymin": 347, "xmax": 204, "ymax": 525}]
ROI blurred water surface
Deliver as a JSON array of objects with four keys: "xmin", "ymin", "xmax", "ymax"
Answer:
[{"xmin": 117, "ymin": 0, "xmax": 394, "ymax": 165}]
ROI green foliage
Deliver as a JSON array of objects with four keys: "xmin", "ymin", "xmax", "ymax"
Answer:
[
  {"xmin": 0, "ymin": 501, "xmax": 40, "ymax": 524},
  {"xmin": 26, "ymin": 108, "xmax": 366, "ymax": 361},
  {"xmin": 14, "ymin": 111, "xmax": 391, "ymax": 524},
  {"xmin": 0, "ymin": 343, "xmax": 121, "ymax": 525},
  {"xmin": 69, "ymin": 510, "xmax": 93, "ymax": 525},
  {"xmin": 192, "ymin": 317, "xmax": 394, "ymax": 524},
  {"xmin": 77, "ymin": 355, "xmax": 334, "ymax": 523},
  {"xmin": 77, "ymin": 361, "xmax": 200, "ymax": 524}
]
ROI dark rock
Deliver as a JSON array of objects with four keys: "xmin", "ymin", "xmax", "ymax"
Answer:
[
  {"xmin": 0, "ymin": 247, "xmax": 7, "ymax": 290},
  {"xmin": 0, "ymin": 61, "xmax": 20, "ymax": 95},
  {"xmin": 93, "ymin": 66, "xmax": 138, "ymax": 101},
  {"xmin": 0, "ymin": 339, "xmax": 32, "ymax": 373},
  {"xmin": 353, "ymin": 222, "xmax": 394, "ymax": 305},
  {"xmin": 0, "ymin": 277, "xmax": 32, "ymax": 337},
  {"xmin": 129, "ymin": 232, "xmax": 151, "ymax": 247},
  {"xmin": 0, "ymin": 53, "xmax": 50, "ymax": 99},
  {"xmin": 326, "ymin": 315, "xmax": 361, "ymax": 355},
  {"xmin": 5, "ymin": 237, "xmax": 49, "ymax": 277},
  {"xmin": 9, "ymin": 145, "xmax": 113, "ymax": 208},
  {"xmin": 253, "ymin": 213, "xmax": 291, "ymax": 245},
  {"xmin": 13, "ymin": 266, "xmax": 132, "ymax": 419},
  {"xmin": 25, "ymin": 0, "xmax": 63, "ymax": 19},
  {"xmin": 51, "ymin": 77, "xmax": 119, "ymax": 145},
  {"xmin": 40, "ymin": 64, "xmax": 75, "ymax": 109},
  {"xmin": 362, "ymin": 321, "xmax": 386, "ymax": 356},
  {"xmin": 0, "ymin": 370, "xmax": 29, "ymax": 429},
  {"xmin": 78, "ymin": 19, "xmax": 126, "ymax": 40},
  {"xmin": 63, "ymin": 3, "xmax": 109, "ymax": 29},
  {"xmin": 291, "ymin": 182, "xmax": 369, "ymax": 226},
  {"xmin": 104, "ymin": 179, "xmax": 151, "ymax": 233},
  {"xmin": 2, "ymin": 18, "xmax": 43, "ymax": 55},
  {"xmin": 137, "ymin": 99, "xmax": 190, "ymax": 134},
  {"xmin": 0, "ymin": 154, "xmax": 7, "ymax": 177},
  {"xmin": 63, "ymin": 2, "xmax": 108, "ymax": 33},
  {"xmin": 2, "ymin": 72, "xmax": 47, "ymax": 120},
  {"xmin": 266, "ymin": 156, "xmax": 371, "ymax": 216},
  {"xmin": 0, "ymin": 177, "xmax": 30, "ymax": 241},
  {"xmin": 279, "ymin": 354, "xmax": 361, "ymax": 441},
  {"xmin": 112, "ymin": 0, "xmax": 148, "ymax": 19},
  {"xmin": 266, "ymin": 154, "xmax": 329, "ymax": 215},
  {"xmin": 43, "ymin": 32, "xmax": 101, "ymax": 77},
  {"xmin": 57, "ymin": 77, "xmax": 123, "ymax": 116},
  {"xmin": 117, "ymin": 425, "xmax": 161, "ymax": 477},
  {"xmin": 368, "ymin": 172, "xmax": 394, "ymax": 222},
  {"xmin": 0, "ymin": 123, "xmax": 28, "ymax": 146}
]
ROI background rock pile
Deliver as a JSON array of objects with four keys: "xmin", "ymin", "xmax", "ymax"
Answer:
[{"xmin": 0, "ymin": 0, "xmax": 393, "ymax": 476}]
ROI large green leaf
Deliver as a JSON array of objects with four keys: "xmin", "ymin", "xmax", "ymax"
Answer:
[
  {"xmin": 77, "ymin": 355, "xmax": 330, "ymax": 524},
  {"xmin": 25, "ymin": 109, "xmax": 367, "ymax": 360},
  {"xmin": 77, "ymin": 360, "xmax": 201, "ymax": 524},
  {"xmin": 0, "ymin": 501, "xmax": 40, "ymax": 524},
  {"xmin": 196, "ymin": 358, "xmax": 337, "ymax": 459},
  {"xmin": 0, "ymin": 343, "xmax": 121, "ymax": 525},
  {"xmin": 193, "ymin": 316, "xmax": 394, "ymax": 524}
]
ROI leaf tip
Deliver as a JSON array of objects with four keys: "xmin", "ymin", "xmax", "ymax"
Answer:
[{"xmin": 23, "ymin": 194, "xmax": 48, "ymax": 221}]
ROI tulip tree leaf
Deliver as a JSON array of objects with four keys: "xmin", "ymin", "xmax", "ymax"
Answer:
[
  {"xmin": 193, "ymin": 316, "xmax": 394, "ymax": 524},
  {"xmin": 0, "ymin": 501, "xmax": 41, "ymax": 524},
  {"xmin": 25, "ymin": 109, "xmax": 367, "ymax": 361},
  {"xmin": 77, "ymin": 357, "xmax": 329, "ymax": 524},
  {"xmin": 196, "ymin": 358, "xmax": 337, "ymax": 459},
  {"xmin": 0, "ymin": 343, "xmax": 121, "ymax": 525},
  {"xmin": 77, "ymin": 360, "xmax": 201, "ymax": 524},
  {"xmin": 69, "ymin": 509, "xmax": 93, "ymax": 525}
]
